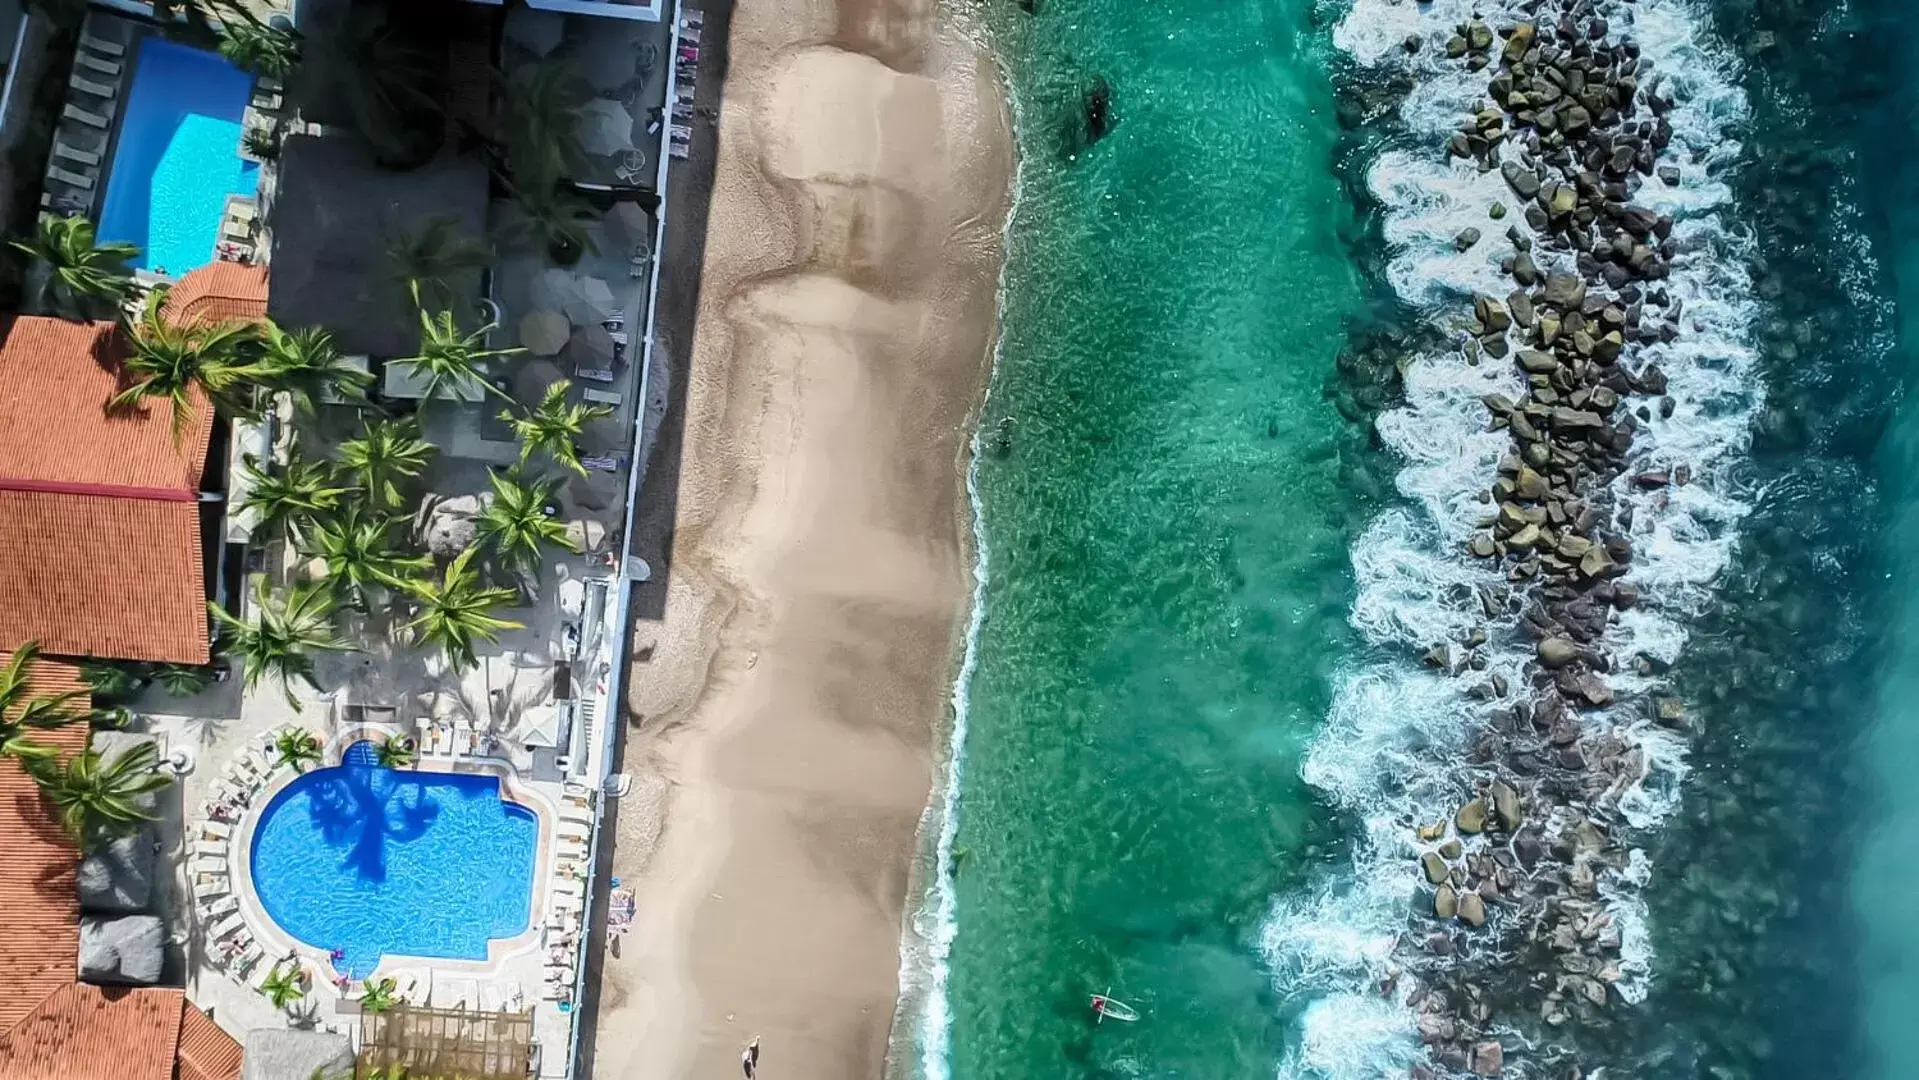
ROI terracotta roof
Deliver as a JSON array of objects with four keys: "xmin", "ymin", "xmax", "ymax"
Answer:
[
  {"xmin": 0, "ymin": 984, "xmax": 183, "ymax": 1080},
  {"xmin": 0, "ymin": 317, "xmax": 210, "ymax": 492},
  {"xmin": 0, "ymin": 655, "xmax": 88, "ymax": 1034},
  {"xmin": 0, "ymin": 490, "xmax": 211, "ymax": 664},
  {"xmin": 162, "ymin": 264, "xmax": 270, "ymax": 328},
  {"xmin": 0, "ymin": 315, "xmax": 214, "ymax": 665},
  {"xmin": 175, "ymin": 1004, "xmax": 244, "ymax": 1080}
]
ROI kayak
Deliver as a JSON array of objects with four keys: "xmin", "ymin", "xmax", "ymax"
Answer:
[{"xmin": 1090, "ymin": 993, "xmax": 1140, "ymax": 1023}]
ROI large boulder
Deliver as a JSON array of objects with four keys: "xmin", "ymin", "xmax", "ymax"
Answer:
[
  {"xmin": 77, "ymin": 831, "xmax": 155, "ymax": 914},
  {"xmin": 243, "ymin": 1029, "xmax": 354, "ymax": 1080},
  {"xmin": 419, "ymin": 493, "xmax": 487, "ymax": 559},
  {"xmin": 78, "ymin": 914, "xmax": 164, "ymax": 984},
  {"xmin": 1455, "ymin": 798, "xmax": 1488, "ymax": 835}
]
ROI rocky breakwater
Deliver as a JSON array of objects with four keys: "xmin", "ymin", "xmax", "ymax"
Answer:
[{"xmin": 1395, "ymin": 4, "xmax": 1699, "ymax": 1077}]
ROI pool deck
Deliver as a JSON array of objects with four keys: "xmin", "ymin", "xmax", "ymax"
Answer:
[{"xmin": 144, "ymin": 548, "xmax": 627, "ymax": 1074}]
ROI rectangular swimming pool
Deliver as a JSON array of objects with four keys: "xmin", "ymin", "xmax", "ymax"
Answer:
[{"xmin": 97, "ymin": 37, "xmax": 260, "ymax": 276}]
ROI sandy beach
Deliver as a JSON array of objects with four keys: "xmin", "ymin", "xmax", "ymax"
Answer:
[{"xmin": 590, "ymin": 0, "xmax": 1011, "ymax": 1076}]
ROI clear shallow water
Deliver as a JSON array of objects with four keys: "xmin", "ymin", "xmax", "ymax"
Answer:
[
  {"xmin": 97, "ymin": 37, "xmax": 258, "ymax": 274},
  {"xmin": 907, "ymin": 0, "xmax": 1919, "ymax": 1076},
  {"xmin": 913, "ymin": 1, "xmax": 1371, "ymax": 1075},
  {"xmin": 250, "ymin": 742, "xmax": 537, "ymax": 978}
]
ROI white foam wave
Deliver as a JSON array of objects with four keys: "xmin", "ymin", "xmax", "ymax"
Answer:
[
  {"xmin": 1266, "ymin": 0, "xmax": 1759, "ymax": 1071},
  {"xmin": 893, "ymin": 30, "xmax": 1029, "ymax": 1080}
]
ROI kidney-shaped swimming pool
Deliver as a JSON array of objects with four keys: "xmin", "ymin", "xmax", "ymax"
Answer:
[{"xmin": 249, "ymin": 741, "xmax": 537, "ymax": 978}]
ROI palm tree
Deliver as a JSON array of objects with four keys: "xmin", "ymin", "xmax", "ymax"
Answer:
[
  {"xmin": 110, "ymin": 297, "xmax": 269, "ymax": 440},
  {"xmin": 502, "ymin": 379, "xmax": 614, "ymax": 476},
  {"xmin": 404, "ymin": 548, "xmax": 524, "ymax": 670},
  {"xmin": 302, "ymin": 501, "xmax": 431, "ymax": 608},
  {"xmin": 152, "ymin": 664, "xmax": 214, "ymax": 697},
  {"xmin": 335, "ymin": 7, "xmax": 443, "ymax": 169},
  {"xmin": 387, "ymin": 214, "xmax": 490, "ymax": 316},
  {"xmin": 218, "ymin": 21, "xmax": 299, "ymax": 79},
  {"xmin": 360, "ymin": 976, "xmax": 399, "ymax": 1014},
  {"xmin": 475, "ymin": 471, "xmax": 577, "ymax": 579},
  {"xmin": 237, "ymin": 450, "xmax": 351, "ymax": 544},
  {"xmin": 336, "ymin": 417, "xmax": 436, "ymax": 510},
  {"xmin": 209, "ymin": 578, "xmax": 353, "ymax": 709},
  {"xmin": 502, "ymin": 174, "xmax": 598, "ymax": 266},
  {"xmin": 0, "ymin": 642, "xmax": 85, "ymax": 763},
  {"xmin": 255, "ymin": 322, "xmax": 371, "ymax": 412},
  {"xmin": 273, "ymin": 728, "xmax": 322, "ymax": 772},
  {"xmin": 9, "ymin": 214, "xmax": 137, "ymax": 318},
  {"xmin": 260, "ymin": 963, "xmax": 307, "ymax": 1009},
  {"xmin": 79, "ymin": 661, "xmax": 141, "ymax": 705},
  {"xmin": 391, "ymin": 308, "xmax": 522, "ymax": 405},
  {"xmin": 375, "ymin": 735, "xmax": 416, "ymax": 769},
  {"xmin": 27, "ymin": 740, "xmax": 173, "ymax": 845},
  {"xmin": 497, "ymin": 62, "xmax": 592, "ymax": 187}
]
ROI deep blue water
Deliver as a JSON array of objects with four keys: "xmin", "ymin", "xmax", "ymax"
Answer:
[
  {"xmin": 97, "ymin": 37, "xmax": 258, "ymax": 274},
  {"xmin": 250, "ymin": 741, "xmax": 537, "ymax": 977}
]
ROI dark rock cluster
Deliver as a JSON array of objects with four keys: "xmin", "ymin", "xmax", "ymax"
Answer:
[{"xmin": 1388, "ymin": 2, "xmax": 1706, "ymax": 1075}]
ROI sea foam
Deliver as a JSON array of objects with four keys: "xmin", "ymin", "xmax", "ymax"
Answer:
[{"xmin": 1264, "ymin": 0, "xmax": 1759, "ymax": 1070}]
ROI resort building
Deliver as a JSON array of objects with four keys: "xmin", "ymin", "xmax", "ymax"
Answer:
[
  {"xmin": 0, "ymin": 0, "xmax": 704, "ymax": 1072},
  {"xmin": 0, "ymin": 654, "xmax": 244, "ymax": 1080}
]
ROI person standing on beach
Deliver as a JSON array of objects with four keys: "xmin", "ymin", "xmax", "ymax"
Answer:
[{"xmin": 740, "ymin": 1035, "xmax": 760, "ymax": 1078}]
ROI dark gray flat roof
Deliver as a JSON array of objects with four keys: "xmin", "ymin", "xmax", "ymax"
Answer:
[{"xmin": 267, "ymin": 134, "xmax": 490, "ymax": 358}]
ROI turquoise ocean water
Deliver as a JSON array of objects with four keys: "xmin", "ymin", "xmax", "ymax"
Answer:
[{"xmin": 895, "ymin": 0, "xmax": 1919, "ymax": 1076}]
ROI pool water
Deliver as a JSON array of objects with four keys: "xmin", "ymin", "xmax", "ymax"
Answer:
[
  {"xmin": 250, "ymin": 741, "xmax": 538, "ymax": 977},
  {"xmin": 97, "ymin": 37, "xmax": 259, "ymax": 275}
]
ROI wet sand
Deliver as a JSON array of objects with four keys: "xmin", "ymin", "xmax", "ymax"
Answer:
[{"xmin": 591, "ymin": 0, "xmax": 1012, "ymax": 1075}]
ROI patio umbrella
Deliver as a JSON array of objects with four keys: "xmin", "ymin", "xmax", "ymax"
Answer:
[
  {"xmin": 519, "ymin": 310, "xmax": 570, "ymax": 356},
  {"xmin": 570, "ymin": 323, "xmax": 618, "ymax": 366},
  {"xmin": 605, "ymin": 202, "xmax": 651, "ymax": 250},
  {"xmin": 571, "ymin": 276, "xmax": 621, "ymax": 320},
  {"xmin": 530, "ymin": 268, "xmax": 577, "ymax": 313},
  {"xmin": 578, "ymin": 99, "xmax": 635, "ymax": 158},
  {"xmin": 505, "ymin": 7, "xmax": 565, "ymax": 57},
  {"xmin": 577, "ymin": 29, "xmax": 640, "ymax": 91},
  {"xmin": 514, "ymin": 358, "xmax": 567, "ymax": 403}
]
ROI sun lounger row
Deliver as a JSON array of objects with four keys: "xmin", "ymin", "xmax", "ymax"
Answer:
[
  {"xmin": 41, "ymin": 26, "xmax": 128, "ymax": 214},
  {"xmin": 413, "ymin": 719, "xmax": 499, "ymax": 758}
]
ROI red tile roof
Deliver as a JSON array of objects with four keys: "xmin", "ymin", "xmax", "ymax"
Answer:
[
  {"xmin": 0, "ymin": 655, "xmax": 88, "ymax": 1034},
  {"xmin": 174, "ymin": 1004, "xmax": 244, "ymax": 1080},
  {"xmin": 0, "ymin": 490, "xmax": 210, "ymax": 664},
  {"xmin": 162, "ymin": 264, "xmax": 269, "ymax": 328},
  {"xmin": 0, "ymin": 985, "xmax": 182, "ymax": 1080},
  {"xmin": 0, "ymin": 318, "xmax": 210, "ymax": 492},
  {"xmin": 0, "ymin": 316, "xmax": 213, "ymax": 665}
]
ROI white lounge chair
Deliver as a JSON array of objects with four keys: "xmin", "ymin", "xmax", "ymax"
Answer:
[
  {"xmin": 559, "ymin": 803, "xmax": 595, "ymax": 826},
  {"xmin": 203, "ymin": 895, "xmax": 239, "ymax": 920},
  {"xmin": 193, "ymin": 875, "xmax": 230, "ymax": 901},
  {"xmin": 46, "ymin": 165, "xmax": 92, "ymax": 191},
  {"xmin": 208, "ymin": 912, "xmax": 245, "ymax": 941},
  {"xmin": 190, "ymin": 837, "xmax": 227, "ymax": 859},
  {"xmin": 52, "ymin": 141, "xmax": 100, "ymax": 167},
  {"xmin": 79, "ymin": 33, "xmax": 126, "ymax": 57},
  {"xmin": 552, "ymin": 879, "xmax": 587, "ymax": 899},
  {"xmin": 68, "ymin": 73, "xmax": 114, "ymax": 99},
  {"xmin": 200, "ymin": 818, "xmax": 234, "ymax": 840},
  {"xmin": 74, "ymin": 52, "xmax": 120, "ymax": 77}
]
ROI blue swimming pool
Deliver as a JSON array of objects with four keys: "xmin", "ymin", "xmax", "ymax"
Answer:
[
  {"xmin": 250, "ymin": 741, "xmax": 538, "ymax": 977},
  {"xmin": 97, "ymin": 38, "xmax": 259, "ymax": 274}
]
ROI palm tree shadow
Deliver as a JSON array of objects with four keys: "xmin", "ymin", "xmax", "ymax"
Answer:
[{"xmin": 303, "ymin": 760, "xmax": 442, "ymax": 885}]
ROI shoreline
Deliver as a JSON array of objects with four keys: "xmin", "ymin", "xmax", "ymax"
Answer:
[{"xmin": 591, "ymin": 0, "xmax": 1014, "ymax": 1074}]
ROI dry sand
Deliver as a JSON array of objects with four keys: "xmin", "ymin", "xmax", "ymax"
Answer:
[{"xmin": 591, "ymin": 0, "xmax": 1012, "ymax": 1077}]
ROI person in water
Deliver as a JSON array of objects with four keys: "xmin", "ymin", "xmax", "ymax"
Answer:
[{"xmin": 740, "ymin": 1035, "xmax": 761, "ymax": 1078}]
